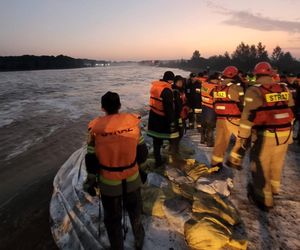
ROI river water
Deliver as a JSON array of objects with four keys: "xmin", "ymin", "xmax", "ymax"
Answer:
[{"xmin": 0, "ymin": 64, "xmax": 188, "ymax": 169}]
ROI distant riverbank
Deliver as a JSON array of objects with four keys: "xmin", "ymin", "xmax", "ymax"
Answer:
[{"xmin": 0, "ymin": 55, "xmax": 109, "ymax": 72}]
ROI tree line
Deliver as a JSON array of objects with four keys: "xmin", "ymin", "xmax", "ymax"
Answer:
[
  {"xmin": 0, "ymin": 55, "xmax": 108, "ymax": 72},
  {"xmin": 162, "ymin": 42, "xmax": 300, "ymax": 74}
]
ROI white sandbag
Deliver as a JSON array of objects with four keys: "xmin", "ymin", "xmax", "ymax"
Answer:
[
  {"xmin": 195, "ymin": 178, "xmax": 233, "ymax": 197},
  {"xmin": 162, "ymin": 197, "xmax": 192, "ymax": 235},
  {"xmin": 146, "ymin": 172, "xmax": 169, "ymax": 188}
]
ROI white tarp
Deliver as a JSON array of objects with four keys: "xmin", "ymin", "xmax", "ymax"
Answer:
[{"xmin": 50, "ymin": 147, "xmax": 188, "ymax": 250}]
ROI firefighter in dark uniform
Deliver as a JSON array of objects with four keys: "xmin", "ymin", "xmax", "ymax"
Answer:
[
  {"xmin": 238, "ymin": 62, "xmax": 294, "ymax": 210},
  {"xmin": 200, "ymin": 73, "xmax": 219, "ymax": 147},
  {"xmin": 185, "ymin": 72, "xmax": 203, "ymax": 131},
  {"xmin": 211, "ymin": 66, "xmax": 244, "ymax": 169},
  {"xmin": 147, "ymin": 71, "xmax": 179, "ymax": 167}
]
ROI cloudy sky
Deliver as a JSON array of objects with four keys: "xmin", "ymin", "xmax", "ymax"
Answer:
[{"xmin": 0, "ymin": 0, "xmax": 300, "ymax": 60}]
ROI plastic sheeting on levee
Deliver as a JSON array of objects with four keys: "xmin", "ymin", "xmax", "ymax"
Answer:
[{"xmin": 50, "ymin": 147, "xmax": 188, "ymax": 250}]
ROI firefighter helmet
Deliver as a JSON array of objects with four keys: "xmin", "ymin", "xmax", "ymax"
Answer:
[
  {"xmin": 253, "ymin": 62, "xmax": 273, "ymax": 76},
  {"xmin": 222, "ymin": 66, "xmax": 238, "ymax": 78}
]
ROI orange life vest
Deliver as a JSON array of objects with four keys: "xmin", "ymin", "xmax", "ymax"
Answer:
[
  {"xmin": 88, "ymin": 113, "xmax": 140, "ymax": 180},
  {"xmin": 196, "ymin": 77, "xmax": 208, "ymax": 83},
  {"xmin": 213, "ymin": 83, "xmax": 241, "ymax": 118},
  {"xmin": 201, "ymin": 81, "xmax": 218, "ymax": 109},
  {"xmin": 149, "ymin": 80, "xmax": 172, "ymax": 116},
  {"xmin": 252, "ymin": 83, "xmax": 294, "ymax": 130}
]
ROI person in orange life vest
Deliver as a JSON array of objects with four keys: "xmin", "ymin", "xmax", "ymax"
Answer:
[
  {"xmin": 210, "ymin": 66, "xmax": 245, "ymax": 170},
  {"xmin": 237, "ymin": 62, "xmax": 294, "ymax": 210},
  {"xmin": 185, "ymin": 72, "xmax": 203, "ymax": 131},
  {"xmin": 200, "ymin": 72, "xmax": 220, "ymax": 147},
  {"xmin": 147, "ymin": 71, "xmax": 180, "ymax": 167},
  {"xmin": 85, "ymin": 91, "xmax": 148, "ymax": 250},
  {"xmin": 172, "ymin": 75, "xmax": 188, "ymax": 138}
]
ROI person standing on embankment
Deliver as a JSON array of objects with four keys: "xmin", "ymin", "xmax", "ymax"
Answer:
[
  {"xmin": 85, "ymin": 91, "xmax": 148, "ymax": 250},
  {"xmin": 147, "ymin": 71, "xmax": 180, "ymax": 167},
  {"xmin": 237, "ymin": 62, "xmax": 294, "ymax": 210}
]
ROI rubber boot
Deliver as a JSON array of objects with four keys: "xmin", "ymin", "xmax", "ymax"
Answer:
[
  {"xmin": 153, "ymin": 139, "xmax": 164, "ymax": 167},
  {"xmin": 200, "ymin": 126, "xmax": 206, "ymax": 144},
  {"xmin": 206, "ymin": 127, "xmax": 214, "ymax": 147}
]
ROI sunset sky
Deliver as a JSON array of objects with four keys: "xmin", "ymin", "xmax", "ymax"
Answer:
[{"xmin": 0, "ymin": 0, "xmax": 300, "ymax": 60}]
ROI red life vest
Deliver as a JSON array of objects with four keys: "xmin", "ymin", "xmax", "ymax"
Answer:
[
  {"xmin": 88, "ymin": 113, "xmax": 140, "ymax": 180},
  {"xmin": 252, "ymin": 83, "xmax": 294, "ymax": 130},
  {"xmin": 213, "ymin": 83, "xmax": 241, "ymax": 118},
  {"xmin": 201, "ymin": 81, "xmax": 218, "ymax": 109},
  {"xmin": 149, "ymin": 81, "xmax": 172, "ymax": 116}
]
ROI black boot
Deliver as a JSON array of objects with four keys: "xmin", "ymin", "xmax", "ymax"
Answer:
[
  {"xmin": 153, "ymin": 138, "xmax": 164, "ymax": 167},
  {"xmin": 200, "ymin": 126, "xmax": 206, "ymax": 144},
  {"xmin": 206, "ymin": 127, "xmax": 214, "ymax": 147}
]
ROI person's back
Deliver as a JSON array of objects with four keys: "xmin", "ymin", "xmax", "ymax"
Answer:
[{"xmin": 86, "ymin": 91, "xmax": 148, "ymax": 250}]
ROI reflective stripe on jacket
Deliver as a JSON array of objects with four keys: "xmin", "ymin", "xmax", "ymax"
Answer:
[
  {"xmin": 88, "ymin": 113, "xmax": 140, "ymax": 181},
  {"xmin": 149, "ymin": 81, "xmax": 172, "ymax": 116}
]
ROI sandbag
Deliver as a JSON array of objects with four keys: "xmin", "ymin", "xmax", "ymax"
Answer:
[
  {"xmin": 146, "ymin": 172, "xmax": 169, "ymax": 188},
  {"xmin": 162, "ymin": 197, "xmax": 192, "ymax": 234},
  {"xmin": 184, "ymin": 160, "xmax": 220, "ymax": 181},
  {"xmin": 184, "ymin": 216, "xmax": 247, "ymax": 250},
  {"xmin": 184, "ymin": 217, "xmax": 231, "ymax": 250},
  {"xmin": 195, "ymin": 177, "xmax": 233, "ymax": 197},
  {"xmin": 141, "ymin": 186, "xmax": 166, "ymax": 218},
  {"xmin": 192, "ymin": 191, "xmax": 240, "ymax": 226}
]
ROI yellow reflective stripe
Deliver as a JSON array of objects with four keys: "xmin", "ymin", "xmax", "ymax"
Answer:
[
  {"xmin": 100, "ymin": 171, "xmax": 139, "ymax": 186},
  {"xmin": 270, "ymin": 180, "xmax": 280, "ymax": 188},
  {"xmin": 261, "ymin": 130, "xmax": 291, "ymax": 137},
  {"xmin": 240, "ymin": 123, "xmax": 252, "ymax": 130},
  {"xmin": 245, "ymin": 97, "xmax": 253, "ymax": 102},
  {"xmin": 230, "ymin": 151, "xmax": 242, "ymax": 160},
  {"xmin": 239, "ymin": 92, "xmax": 244, "ymax": 96},
  {"xmin": 139, "ymin": 136, "xmax": 145, "ymax": 144},
  {"xmin": 254, "ymin": 187, "xmax": 273, "ymax": 198},
  {"xmin": 194, "ymin": 108, "xmax": 202, "ymax": 113},
  {"xmin": 212, "ymin": 155, "xmax": 223, "ymax": 163},
  {"xmin": 87, "ymin": 145, "xmax": 95, "ymax": 154}
]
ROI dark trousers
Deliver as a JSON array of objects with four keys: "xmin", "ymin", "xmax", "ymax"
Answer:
[
  {"xmin": 188, "ymin": 110, "xmax": 202, "ymax": 131},
  {"xmin": 153, "ymin": 137, "xmax": 179, "ymax": 166},
  {"xmin": 101, "ymin": 189, "xmax": 144, "ymax": 250}
]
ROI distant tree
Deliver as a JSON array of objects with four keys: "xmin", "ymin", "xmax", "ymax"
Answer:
[
  {"xmin": 271, "ymin": 46, "xmax": 284, "ymax": 63},
  {"xmin": 256, "ymin": 42, "xmax": 269, "ymax": 61}
]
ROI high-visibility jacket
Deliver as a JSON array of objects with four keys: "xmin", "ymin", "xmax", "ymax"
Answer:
[
  {"xmin": 196, "ymin": 77, "xmax": 208, "ymax": 84},
  {"xmin": 149, "ymin": 80, "xmax": 172, "ymax": 116},
  {"xmin": 252, "ymin": 83, "xmax": 294, "ymax": 130},
  {"xmin": 201, "ymin": 81, "xmax": 218, "ymax": 109},
  {"xmin": 213, "ymin": 83, "xmax": 241, "ymax": 118},
  {"xmin": 88, "ymin": 113, "xmax": 140, "ymax": 181}
]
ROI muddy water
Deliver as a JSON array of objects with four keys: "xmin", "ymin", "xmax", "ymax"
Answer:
[{"xmin": 0, "ymin": 65, "xmax": 188, "ymax": 249}]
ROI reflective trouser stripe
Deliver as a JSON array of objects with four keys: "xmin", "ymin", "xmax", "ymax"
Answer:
[
  {"xmin": 139, "ymin": 136, "xmax": 145, "ymax": 144},
  {"xmin": 212, "ymin": 155, "xmax": 223, "ymax": 163},
  {"xmin": 270, "ymin": 180, "xmax": 281, "ymax": 193},
  {"xmin": 87, "ymin": 145, "xmax": 95, "ymax": 154},
  {"xmin": 230, "ymin": 151, "xmax": 242, "ymax": 160},
  {"xmin": 253, "ymin": 187, "xmax": 273, "ymax": 207}
]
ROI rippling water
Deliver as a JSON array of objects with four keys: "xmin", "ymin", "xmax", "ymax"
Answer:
[{"xmin": 0, "ymin": 64, "xmax": 188, "ymax": 167}]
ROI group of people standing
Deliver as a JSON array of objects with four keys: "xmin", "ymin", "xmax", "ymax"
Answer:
[
  {"xmin": 84, "ymin": 62, "xmax": 299, "ymax": 249},
  {"xmin": 147, "ymin": 62, "xmax": 299, "ymax": 211}
]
